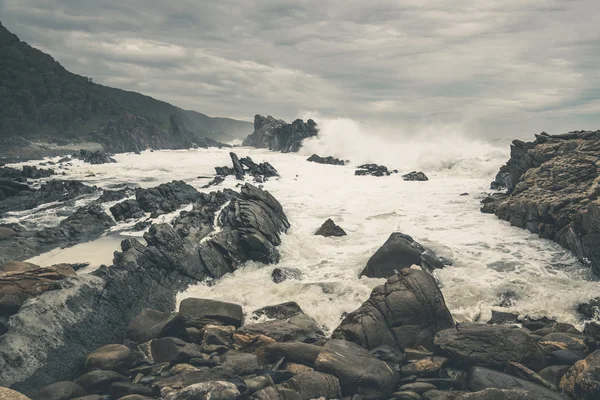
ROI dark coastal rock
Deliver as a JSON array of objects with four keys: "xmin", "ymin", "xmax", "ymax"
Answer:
[
  {"xmin": 467, "ymin": 367, "xmax": 565, "ymax": 400},
  {"xmin": 75, "ymin": 370, "xmax": 128, "ymax": 394},
  {"xmin": 0, "ymin": 179, "xmax": 31, "ymax": 201},
  {"xmin": 461, "ymin": 388, "xmax": 565, "ymax": 400},
  {"xmin": 74, "ymin": 150, "xmax": 116, "ymax": 164},
  {"xmin": 146, "ymin": 337, "xmax": 203, "ymax": 363},
  {"xmin": 333, "ymin": 268, "xmax": 454, "ymax": 351},
  {"xmin": 577, "ymin": 297, "xmax": 600, "ymax": 319},
  {"xmin": 538, "ymin": 365, "xmax": 571, "ymax": 389},
  {"xmin": 434, "ymin": 323, "xmax": 547, "ymax": 370},
  {"xmin": 253, "ymin": 301, "xmax": 304, "ymax": 320},
  {"xmin": 109, "ymin": 199, "xmax": 145, "ymax": 221},
  {"xmin": 282, "ymin": 371, "xmax": 341, "ymax": 400},
  {"xmin": 559, "ymin": 349, "xmax": 600, "ymax": 399},
  {"xmin": 215, "ymin": 152, "xmax": 279, "ymax": 181},
  {"xmin": 264, "ymin": 342, "xmax": 322, "ymax": 366},
  {"xmin": 360, "ymin": 232, "xmax": 445, "ymax": 278},
  {"xmin": 315, "ymin": 219, "xmax": 347, "ymax": 237},
  {"xmin": 306, "ymin": 154, "xmax": 345, "ymax": 166},
  {"xmin": 483, "ymin": 130, "xmax": 600, "ymax": 276},
  {"xmin": 135, "ymin": 180, "xmax": 200, "ymax": 214},
  {"xmin": 151, "ymin": 367, "xmax": 247, "ymax": 394},
  {"xmin": 355, "ymin": 164, "xmax": 393, "ymax": 177},
  {"xmin": 400, "ymin": 356, "xmax": 447, "ymax": 377},
  {"xmin": 314, "ymin": 339, "xmax": 399, "ymax": 398},
  {"xmin": 179, "ymin": 298, "xmax": 244, "ymax": 329},
  {"xmin": 84, "ymin": 344, "xmax": 133, "ymax": 372},
  {"xmin": 126, "ymin": 308, "xmax": 187, "ymax": 343},
  {"xmin": 94, "ymin": 188, "xmax": 131, "ymax": 203},
  {"xmin": 34, "ymin": 381, "xmax": 88, "ymax": 400},
  {"xmin": 0, "ymin": 166, "xmax": 54, "ymax": 182},
  {"xmin": 0, "ymin": 180, "xmax": 97, "ymax": 215},
  {"xmin": 243, "ymin": 115, "xmax": 318, "ymax": 153},
  {"xmin": 0, "ymin": 184, "xmax": 289, "ymax": 395},
  {"xmin": 403, "ymin": 171, "xmax": 429, "ymax": 181},
  {"xmin": 239, "ymin": 318, "xmax": 324, "ymax": 343},
  {"xmin": 109, "ymin": 382, "xmax": 152, "ymax": 398},
  {"xmin": 0, "ymin": 263, "xmax": 76, "ymax": 316},
  {"xmin": 271, "ymin": 267, "xmax": 302, "ymax": 283}
]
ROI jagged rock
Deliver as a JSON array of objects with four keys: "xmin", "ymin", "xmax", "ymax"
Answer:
[
  {"xmin": 434, "ymin": 323, "xmax": 547, "ymax": 370},
  {"xmin": 0, "ymin": 180, "xmax": 97, "ymax": 215},
  {"xmin": 483, "ymin": 130, "xmax": 600, "ymax": 276},
  {"xmin": 271, "ymin": 267, "xmax": 302, "ymax": 283},
  {"xmin": 282, "ymin": 371, "xmax": 341, "ymax": 400},
  {"xmin": 467, "ymin": 367, "xmax": 565, "ymax": 399},
  {"xmin": 243, "ymin": 115, "xmax": 318, "ymax": 153},
  {"xmin": 355, "ymin": 164, "xmax": 392, "ymax": 177},
  {"xmin": 538, "ymin": 333, "xmax": 588, "ymax": 353},
  {"xmin": 75, "ymin": 150, "xmax": 116, "ymax": 164},
  {"xmin": 94, "ymin": 188, "xmax": 131, "ymax": 203},
  {"xmin": 253, "ymin": 302, "xmax": 304, "ymax": 320},
  {"xmin": 306, "ymin": 154, "xmax": 345, "ymax": 166},
  {"xmin": 334, "ymin": 268, "xmax": 453, "ymax": 350},
  {"xmin": 135, "ymin": 181, "xmax": 200, "ymax": 214},
  {"xmin": 34, "ymin": 381, "xmax": 88, "ymax": 400},
  {"xmin": 559, "ymin": 349, "xmax": 600, "ymax": 399},
  {"xmin": 0, "ymin": 263, "xmax": 76, "ymax": 316},
  {"xmin": 0, "ymin": 166, "xmax": 54, "ymax": 182},
  {"xmin": 179, "ymin": 298, "xmax": 244, "ymax": 329},
  {"xmin": 315, "ymin": 219, "xmax": 347, "ymax": 237},
  {"xmin": 314, "ymin": 339, "xmax": 399, "ymax": 398},
  {"xmin": 402, "ymin": 171, "xmax": 429, "ymax": 181},
  {"xmin": 360, "ymin": 232, "xmax": 444, "ymax": 278},
  {"xmin": 75, "ymin": 370, "xmax": 128, "ymax": 394},
  {"xmin": 216, "ymin": 153, "xmax": 279, "ymax": 181},
  {"xmin": 109, "ymin": 199, "xmax": 145, "ymax": 221},
  {"xmin": 126, "ymin": 308, "xmax": 188, "ymax": 343}
]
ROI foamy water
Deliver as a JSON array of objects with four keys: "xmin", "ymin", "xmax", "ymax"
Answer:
[{"xmin": 4, "ymin": 122, "xmax": 599, "ymax": 332}]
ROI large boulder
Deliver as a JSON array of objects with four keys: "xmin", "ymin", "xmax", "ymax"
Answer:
[
  {"xmin": 306, "ymin": 154, "xmax": 345, "ymax": 166},
  {"xmin": 179, "ymin": 298, "xmax": 244, "ymax": 329},
  {"xmin": 84, "ymin": 344, "xmax": 133, "ymax": 372},
  {"xmin": 34, "ymin": 381, "xmax": 87, "ymax": 400},
  {"xmin": 126, "ymin": 308, "xmax": 187, "ymax": 343},
  {"xmin": 434, "ymin": 323, "xmax": 547, "ymax": 371},
  {"xmin": 333, "ymin": 268, "xmax": 454, "ymax": 350},
  {"xmin": 467, "ymin": 367, "xmax": 565, "ymax": 400},
  {"xmin": 314, "ymin": 339, "xmax": 399, "ymax": 398},
  {"xmin": 282, "ymin": 371, "xmax": 341, "ymax": 400},
  {"xmin": 560, "ymin": 349, "xmax": 600, "ymax": 399},
  {"xmin": 243, "ymin": 115, "xmax": 318, "ymax": 153},
  {"xmin": 109, "ymin": 200, "xmax": 145, "ymax": 221}
]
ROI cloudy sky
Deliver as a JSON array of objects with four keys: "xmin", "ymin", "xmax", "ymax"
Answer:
[{"xmin": 1, "ymin": 0, "xmax": 599, "ymax": 137}]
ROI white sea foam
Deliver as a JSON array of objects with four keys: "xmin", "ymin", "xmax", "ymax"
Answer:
[{"xmin": 6, "ymin": 122, "xmax": 599, "ymax": 332}]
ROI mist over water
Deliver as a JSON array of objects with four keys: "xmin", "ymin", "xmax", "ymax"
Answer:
[{"xmin": 300, "ymin": 117, "xmax": 509, "ymax": 178}]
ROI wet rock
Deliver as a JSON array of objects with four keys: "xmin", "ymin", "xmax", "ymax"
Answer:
[
  {"xmin": 282, "ymin": 371, "xmax": 341, "ymax": 400},
  {"xmin": 400, "ymin": 357, "xmax": 448, "ymax": 377},
  {"xmin": 435, "ymin": 323, "xmax": 547, "ymax": 370},
  {"xmin": 504, "ymin": 361, "xmax": 556, "ymax": 390},
  {"xmin": 126, "ymin": 308, "xmax": 188, "ymax": 343},
  {"xmin": 221, "ymin": 353, "xmax": 262, "ymax": 375},
  {"xmin": 253, "ymin": 302, "xmax": 304, "ymax": 320},
  {"xmin": 109, "ymin": 200, "xmax": 145, "ymax": 221},
  {"xmin": 306, "ymin": 154, "xmax": 345, "ymax": 166},
  {"xmin": 239, "ymin": 319, "xmax": 324, "ymax": 343},
  {"xmin": 151, "ymin": 367, "xmax": 247, "ymax": 394},
  {"xmin": 109, "ymin": 382, "xmax": 152, "ymax": 398},
  {"xmin": 487, "ymin": 310, "xmax": 519, "ymax": 325},
  {"xmin": 0, "ymin": 264, "xmax": 76, "ymax": 317},
  {"xmin": 538, "ymin": 365, "xmax": 571, "ymax": 389},
  {"xmin": 314, "ymin": 339, "xmax": 399, "ymax": 398},
  {"xmin": 559, "ymin": 349, "xmax": 600, "ymax": 399},
  {"xmin": 84, "ymin": 344, "xmax": 133, "ymax": 372},
  {"xmin": 334, "ymin": 269, "xmax": 454, "ymax": 350},
  {"xmin": 75, "ymin": 150, "xmax": 116, "ymax": 164},
  {"xmin": 271, "ymin": 267, "xmax": 302, "ymax": 283},
  {"xmin": 75, "ymin": 370, "xmax": 128, "ymax": 394},
  {"xmin": 147, "ymin": 337, "xmax": 203, "ymax": 364},
  {"xmin": 355, "ymin": 164, "xmax": 392, "ymax": 177},
  {"xmin": 179, "ymin": 298, "xmax": 244, "ymax": 329},
  {"xmin": 402, "ymin": 171, "xmax": 429, "ymax": 181},
  {"xmin": 538, "ymin": 333, "xmax": 588, "ymax": 353},
  {"xmin": 548, "ymin": 350, "xmax": 587, "ymax": 366},
  {"xmin": 391, "ymin": 391, "xmax": 420, "ymax": 400},
  {"xmin": 95, "ymin": 188, "xmax": 131, "ymax": 203},
  {"xmin": 370, "ymin": 345, "xmax": 405, "ymax": 370},
  {"xmin": 315, "ymin": 219, "xmax": 347, "ymax": 237},
  {"xmin": 467, "ymin": 367, "xmax": 564, "ymax": 399},
  {"xmin": 264, "ymin": 342, "xmax": 322, "ymax": 366},
  {"xmin": 34, "ymin": 381, "xmax": 88, "ymax": 400},
  {"xmin": 243, "ymin": 115, "xmax": 318, "ymax": 153},
  {"xmin": 135, "ymin": 181, "xmax": 200, "ymax": 214}
]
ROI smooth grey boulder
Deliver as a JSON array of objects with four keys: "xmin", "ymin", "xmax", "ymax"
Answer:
[
  {"xmin": 467, "ymin": 367, "xmax": 565, "ymax": 400},
  {"xmin": 333, "ymin": 268, "xmax": 454, "ymax": 350},
  {"xmin": 84, "ymin": 344, "xmax": 132, "ymax": 372},
  {"xmin": 126, "ymin": 308, "xmax": 187, "ymax": 343},
  {"xmin": 33, "ymin": 381, "xmax": 87, "ymax": 400},
  {"xmin": 264, "ymin": 342, "xmax": 323, "ymax": 366},
  {"xmin": 435, "ymin": 323, "xmax": 547, "ymax": 371},
  {"xmin": 179, "ymin": 298, "xmax": 244, "ymax": 329},
  {"xmin": 314, "ymin": 339, "xmax": 398, "ymax": 398},
  {"xmin": 75, "ymin": 370, "xmax": 128, "ymax": 394},
  {"xmin": 282, "ymin": 371, "xmax": 341, "ymax": 400}
]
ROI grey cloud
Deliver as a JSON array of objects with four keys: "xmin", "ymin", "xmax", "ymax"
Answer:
[{"xmin": 0, "ymin": 0, "xmax": 599, "ymax": 137}]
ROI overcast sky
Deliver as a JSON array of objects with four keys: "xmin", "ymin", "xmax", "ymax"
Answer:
[{"xmin": 1, "ymin": 0, "xmax": 599, "ymax": 138}]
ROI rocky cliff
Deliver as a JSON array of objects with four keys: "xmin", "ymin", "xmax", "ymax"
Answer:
[
  {"xmin": 243, "ymin": 115, "xmax": 318, "ymax": 153},
  {"xmin": 483, "ymin": 130, "xmax": 600, "ymax": 276}
]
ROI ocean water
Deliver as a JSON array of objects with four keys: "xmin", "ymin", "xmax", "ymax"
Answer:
[{"xmin": 5, "ymin": 120, "xmax": 599, "ymax": 332}]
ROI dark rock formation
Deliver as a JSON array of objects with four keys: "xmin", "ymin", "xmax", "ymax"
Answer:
[
  {"xmin": 307, "ymin": 154, "xmax": 346, "ymax": 166},
  {"xmin": 434, "ymin": 324, "xmax": 547, "ymax": 371},
  {"xmin": 0, "ymin": 184, "xmax": 289, "ymax": 395},
  {"xmin": 0, "ymin": 204, "xmax": 116, "ymax": 264},
  {"xmin": 215, "ymin": 152, "xmax": 279, "ymax": 182},
  {"xmin": 0, "ymin": 180, "xmax": 98, "ymax": 216},
  {"xmin": 253, "ymin": 301, "xmax": 304, "ymax": 320},
  {"xmin": 360, "ymin": 232, "xmax": 446, "ymax": 278},
  {"xmin": 243, "ymin": 115, "xmax": 318, "ymax": 153},
  {"xmin": 577, "ymin": 297, "xmax": 600, "ymax": 319},
  {"xmin": 271, "ymin": 267, "xmax": 302, "ymax": 283},
  {"xmin": 74, "ymin": 150, "xmax": 116, "ymax": 165},
  {"xmin": 0, "ymin": 166, "xmax": 55, "ymax": 182},
  {"xmin": 333, "ymin": 268, "xmax": 454, "ymax": 351},
  {"xmin": 135, "ymin": 181, "xmax": 200, "ymax": 215},
  {"xmin": 315, "ymin": 219, "xmax": 347, "ymax": 237},
  {"xmin": 179, "ymin": 298, "xmax": 244, "ymax": 329},
  {"xmin": 482, "ymin": 130, "xmax": 600, "ymax": 276},
  {"xmin": 560, "ymin": 349, "xmax": 600, "ymax": 399},
  {"xmin": 403, "ymin": 171, "xmax": 429, "ymax": 181},
  {"xmin": 110, "ymin": 200, "xmax": 146, "ymax": 221},
  {"xmin": 355, "ymin": 164, "xmax": 394, "ymax": 177}
]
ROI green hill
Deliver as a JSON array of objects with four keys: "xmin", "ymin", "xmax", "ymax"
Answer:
[{"xmin": 0, "ymin": 21, "xmax": 251, "ymax": 154}]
